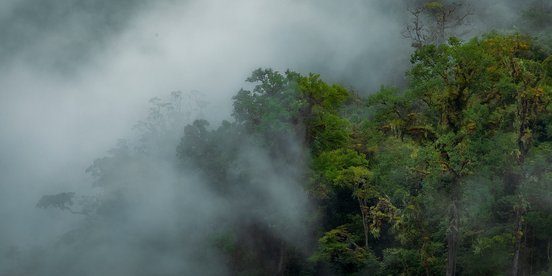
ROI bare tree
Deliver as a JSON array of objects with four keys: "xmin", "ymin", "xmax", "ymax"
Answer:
[{"xmin": 403, "ymin": 1, "xmax": 472, "ymax": 48}]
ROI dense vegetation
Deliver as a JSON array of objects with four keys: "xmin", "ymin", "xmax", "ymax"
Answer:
[
  {"xmin": 30, "ymin": 1, "xmax": 552, "ymax": 275},
  {"xmin": 178, "ymin": 33, "xmax": 552, "ymax": 275}
]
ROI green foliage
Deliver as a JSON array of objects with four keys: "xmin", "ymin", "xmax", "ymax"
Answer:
[
  {"xmin": 177, "ymin": 120, "xmax": 242, "ymax": 185},
  {"xmin": 461, "ymin": 231, "xmax": 512, "ymax": 275},
  {"xmin": 309, "ymin": 112, "xmax": 351, "ymax": 153},
  {"xmin": 311, "ymin": 226, "xmax": 381, "ymax": 275},
  {"xmin": 39, "ymin": 31, "xmax": 552, "ymax": 275},
  {"xmin": 178, "ymin": 33, "xmax": 552, "ymax": 275},
  {"xmin": 298, "ymin": 73, "xmax": 350, "ymax": 112},
  {"xmin": 232, "ymin": 68, "xmax": 351, "ymax": 154},
  {"xmin": 299, "ymin": 73, "xmax": 352, "ymax": 153},
  {"xmin": 423, "ymin": 1, "xmax": 444, "ymax": 12},
  {"xmin": 232, "ymin": 68, "xmax": 302, "ymax": 137},
  {"xmin": 382, "ymin": 248, "xmax": 428, "ymax": 276},
  {"xmin": 315, "ymin": 149, "xmax": 369, "ymax": 187}
]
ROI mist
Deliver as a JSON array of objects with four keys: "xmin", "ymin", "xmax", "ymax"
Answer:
[{"xmin": 0, "ymin": 0, "xmax": 541, "ymax": 275}]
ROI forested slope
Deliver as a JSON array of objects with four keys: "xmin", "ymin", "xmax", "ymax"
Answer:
[{"xmin": 174, "ymin": 34, "xmax": 552, "ymax": 274}]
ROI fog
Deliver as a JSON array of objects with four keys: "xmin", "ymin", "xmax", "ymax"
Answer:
[{"xmin": 0, "ymin": 0, "xmax": 534, "ymax": 275}]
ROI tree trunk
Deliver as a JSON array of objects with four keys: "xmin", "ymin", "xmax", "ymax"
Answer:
[
  {"xmin": 546, "ymin": 239, "xmax": 550, "ymax": 262},
  {"xmin": 359, "ymin": 198, "xmax": 370, "ymax": 249},
  {"xmin": 446, "ymin": 200, "xmax": 459, "ymax": 276},
  {"xmin": 512, "ymin": 210, "xmax": 523, "ymax": 276}
]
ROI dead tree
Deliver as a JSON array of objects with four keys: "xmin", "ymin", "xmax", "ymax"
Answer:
[{"xmin": 403, "ymin": 1, "xmax": 472, "ymax": 48}]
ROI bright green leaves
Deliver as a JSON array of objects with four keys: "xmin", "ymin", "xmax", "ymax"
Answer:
[
  {"xmin": 314, "ymin": 149, "xmax": 370, "ymax": 190},
  {"xmin": 312, "ymin": 149, "xmax": 374, "ymax": 210},
  {"xmin": 423, "ymin": 1, "xmax": 444, "ymax": 11},
  {"xmin": 367, "ymin": 197, "xmax": 399, "ymax": 239},
  {"xmin": 298, "ymin": 73, "xmax": 350, "ymax": 112},
  {"xmin": 299, "ymin": 73, "xmax": 351, "ymax": 153},
  {"xmin": 309, "ymin": 112, "xmax": 351, "ymax": 153},
  {"xmin": 311, "ymin": 226, "xmax": 379, "ymax": 274}
]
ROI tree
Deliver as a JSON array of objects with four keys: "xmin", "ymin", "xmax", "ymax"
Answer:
[
  {"xmin": 314, "ymin": 149, "xmax": 375, "ymax": 250},
  {"xmin": 232, "ymin": 68, "xmax": 351, "ymax": 155},
  {"xmin": 370, "ymin": 35, "xmax": 529, "ymax": 275},
  {"xmin": 403, "ymin": 1, "xmax": 471, "ymax": 48}
]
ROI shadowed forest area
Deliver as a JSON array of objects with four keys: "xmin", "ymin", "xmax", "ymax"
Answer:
[{"xmin": 1, "ymin": 0, "xmax": 552, "ymax": 275}]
